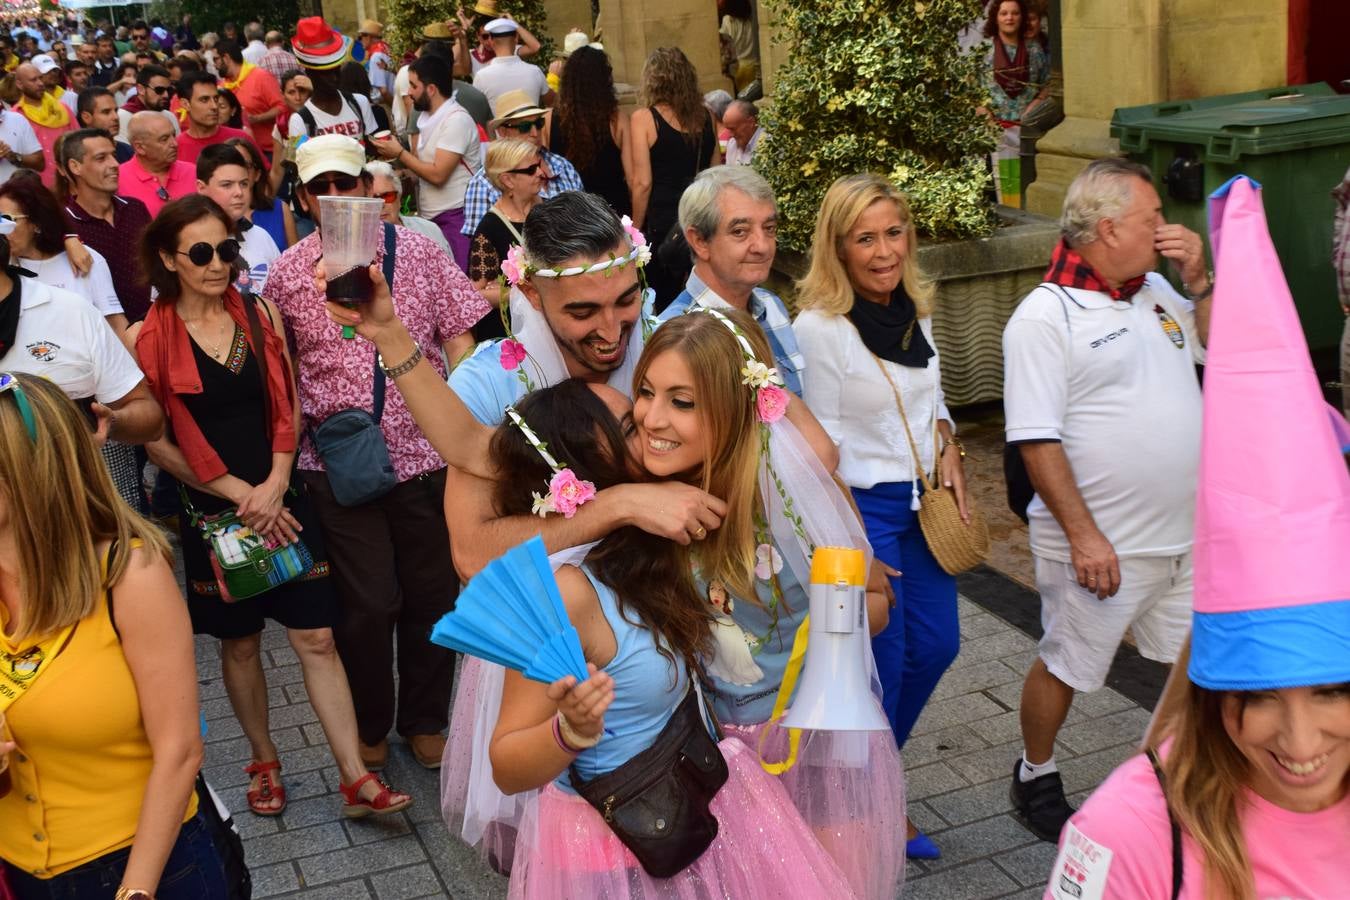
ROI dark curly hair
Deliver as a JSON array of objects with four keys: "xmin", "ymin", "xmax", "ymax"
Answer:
[
  {"xmin": 557, "ymin": 47, "xmax": 617, "ymax": 173},
  {"xmin": 983, "ymin": 0, "xmax": 1028, "ymax": 39},
  {"xmin": 490, "ymin": 379, "xmax": 713, "ymax": 678}
]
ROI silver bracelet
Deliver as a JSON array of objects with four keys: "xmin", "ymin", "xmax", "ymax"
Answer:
[{"xmin": 378, "ymin": 342, "xmax": 423, "ymax": 379}]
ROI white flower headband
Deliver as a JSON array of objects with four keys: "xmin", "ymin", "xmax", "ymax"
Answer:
[
  {"xmin": 505, "ymin": 406, "xmax": 597, "ymax": 518},
  {"xmin": 694, "ymin": 307, "xmax": 790, "ymax": 425},
  {"xmin": 501, "ymin": 216, "xmax": 652, "ymax": 286}
]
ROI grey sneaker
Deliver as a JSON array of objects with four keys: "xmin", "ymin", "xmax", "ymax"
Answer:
[{"xmin": 1010, "ymin": 760, "xmax": 1075, "ymax": 842}]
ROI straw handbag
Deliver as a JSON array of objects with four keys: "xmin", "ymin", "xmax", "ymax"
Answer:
[{"xmin": 873, "ymin": 356, "xmax": 990, "ymax": 575}]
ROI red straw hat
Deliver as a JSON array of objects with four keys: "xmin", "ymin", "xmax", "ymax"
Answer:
[{"xmin": 291, "ymin": 16, "xmax": 352, "ymax": 70}]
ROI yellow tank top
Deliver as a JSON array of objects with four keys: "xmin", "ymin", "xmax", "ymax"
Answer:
[{"xmin": 0, "ymin": 547, "xmax": 198, "ymax": 878}]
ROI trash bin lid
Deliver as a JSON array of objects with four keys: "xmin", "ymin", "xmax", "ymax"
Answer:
[{"xmin": 1112, "ymin": 87, "xmax": 1350, "ymax": 162}]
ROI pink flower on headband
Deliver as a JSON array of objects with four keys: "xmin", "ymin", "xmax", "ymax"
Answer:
[
  {"xmin": 501, "ymin": 245, "xmax": 528, "ymax": 285},
  {"xmin": 500, "ymin": 339, "xmax": 528, "ymax": 371},
  {"xmin": 547, "ymin": 469, "xmax": 597, "ymax": 518},
  {"xmin": 756, "ymin": 384, "xmax": 789, "ymax": 424},
  {"xmin": 620, "ymin": 215, "xmax": 647, "ymax": 249}
]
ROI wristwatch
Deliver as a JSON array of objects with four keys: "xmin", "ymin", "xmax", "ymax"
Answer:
[
  {"xmin": 377, "ymin": 342, "xmax": 423, "ymax": 380},
  {"xmin": 114, "ymin": 887, "xmax": 153, "ymax": 900},
  {"xmin": 1186, "ymin": 269, "xmax": 1215, "ymax": 302}
]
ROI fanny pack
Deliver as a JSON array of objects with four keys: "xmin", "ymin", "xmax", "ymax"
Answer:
[
  {"xmin": 568, "ymin": 683, "xmax": 729, "ymax": 878},
  {"xmin": 309, "ymin": 224, "xmax": 398, "ymax": 507}
]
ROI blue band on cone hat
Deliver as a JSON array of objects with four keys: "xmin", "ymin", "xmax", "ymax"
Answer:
[{"xmin": 1188, "ymin": 174, "xmax": 1350, "ymax": 691}]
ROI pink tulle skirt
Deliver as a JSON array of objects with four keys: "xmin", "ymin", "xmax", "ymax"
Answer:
[
  {"xmin": 723, "ymin": 721, "xmax": 906, "ymax": 900},
  {"xmin": 441, "ymin": 654, "xmax": 522, "ymax": 872},
  {"xmin": 507, "ymin": 737, "xmax": 858, "ymax": 899}
]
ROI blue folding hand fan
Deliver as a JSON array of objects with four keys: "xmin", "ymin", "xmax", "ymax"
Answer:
[{"xmin": 430, "ymin": 535, "xmax": 590, "ymax": 685}]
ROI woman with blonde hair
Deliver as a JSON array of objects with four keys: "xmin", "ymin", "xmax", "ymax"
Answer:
[
  {"xmin": 628, "ymin": 47, "xmax": 718, "ymax": 309},
  {"xmin": 633, "ymin": 307, "xmax": 907, "ymax": 899},
  {"xmin": 468, "ymin": 138, "xmax": 546, "ymax": 340},
  {"xmin": 793, "ymin": 172, "xmax": 967, "ymax": 860},
  {"xmin": 0, "ymin": 374, "xmax": 229, "ymax": 898}
]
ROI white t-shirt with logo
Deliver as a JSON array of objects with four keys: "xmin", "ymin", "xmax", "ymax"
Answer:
[
  {"xmin": 469, "ymin": 54, "xmax": 548, "ymax": 108},
  {"xmin": 1002, "ymin": 274, "xmax": 1204, "ymax": 562},
  {"xmin": 1, "ymin": 277, "xmax": 143, "ymax": 402},
  {"xmin": 236, "ymin": 225, "xmax": 281, "ymax": 296},
  {"xmin": 414, "ymin": 100, "xmax": 479, "ymax": 217},
  {"xmin": 0, "ymin": 109, "xmax": 42, "ymax": 184},
  {"xmin": 288, "ymin": 93, "xmax": 378, "ymax": 140}
]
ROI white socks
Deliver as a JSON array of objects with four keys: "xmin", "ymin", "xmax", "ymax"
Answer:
[{"xmin": 1020, "ymin": 753, "xmax": 1058, "ymax": 782}]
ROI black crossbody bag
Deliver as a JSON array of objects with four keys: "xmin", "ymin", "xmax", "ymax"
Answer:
[{"xmin": 568, "ymin": 684, "xmax": 729, "ymax": 878}]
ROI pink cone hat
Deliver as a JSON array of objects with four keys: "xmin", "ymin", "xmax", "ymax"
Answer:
[{"xmin": 1189, "ymin": 175, "xmax": 1350, "ymax": 690}]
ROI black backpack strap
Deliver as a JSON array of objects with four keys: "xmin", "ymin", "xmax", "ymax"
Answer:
[
  {"xmin": 372, "ymin": 224, "xmax": 397, "ymax": 423},
  {"xmin": 297, "ymin": 103, "xmax": 318, "ymax": 138},
  {"xmin": 1145, "ymin": 747, "xmax": 1184, "ymax": 900}
]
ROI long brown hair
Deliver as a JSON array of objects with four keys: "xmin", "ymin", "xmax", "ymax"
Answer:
[
  {"xmin": 557, "ymin": 46, "xmax": 617, "ymax": 173},
  {"xmin": 1148, "ymin": 640, "xmax": 1257, "ymax": 900},
  {"xmin": 0, "ymin": 375, "xmax": 171, "ymax": 643},
  {"xmin": 639, "ymin": 47, "xmax": 707, "ymax": 146},
  {"xmin": 491, "ymin": 380, "xmax": 712, "ymax": 675},
  {"xmin": 632, "ymin": 309, "xmax": 772, "ymax": 602}
]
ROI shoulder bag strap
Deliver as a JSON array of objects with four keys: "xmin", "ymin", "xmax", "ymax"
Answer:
[
  {"xmin": 1145, "ymin": 747, "xmax": 1184, "ymax": 900},
  {"xmin": 372, "ymin": 224, "xmax": 397, "ymax": 423},
  {"xmin": 871, "ymin": 354, "xmax": 940, "ymax": 492},
  {"xmin": 241, "ymin": 294, "xmax": 273, "ymax": 433},
  {"xmin": 487, "ymin": 206, "xmax": 524, "ymax": 244}
]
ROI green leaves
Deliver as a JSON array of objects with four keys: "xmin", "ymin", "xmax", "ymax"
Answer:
[{"xmin": 756, "ymin": 0, "xmax": 999, "ymax": 247}]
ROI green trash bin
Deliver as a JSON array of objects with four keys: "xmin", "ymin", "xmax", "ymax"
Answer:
[{"xmin": 1111, "ymin": 84, "xmax": 1350, "ymax": 355}]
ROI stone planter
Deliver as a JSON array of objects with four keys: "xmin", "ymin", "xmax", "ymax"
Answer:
[{"xmin": 766, "ymin": 207, "xmax": 1060, "ymax": 406}]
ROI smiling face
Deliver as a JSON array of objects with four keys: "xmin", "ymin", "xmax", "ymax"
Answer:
[
  {"xmin": 1223, "ymin": 685, "xmax": 1350, "ymax": 813},
  {"xmin": 519, "ymin": 243, "xmax": 642, "ymax": 379},
  {"xmin": 997, "ymin": 0, "xmax": 1022, "ymax": 39},
  {"xmin": 634, "ymin": 349, "xmax": 707, "ymax": 479},
  {"xmin": 690, "ymin": 187, "xmax": 777, "ymax": 299},
  {"xmin": 840, "ymin": 197, "xmax": 908, "ymax": 305},
  {"xmin": 70, "ymin": 135, "xmax": 121, "ymax": 194}
]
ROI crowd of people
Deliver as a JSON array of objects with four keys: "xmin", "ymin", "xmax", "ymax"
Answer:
[{"xmin": 0, "ymin": 4, "xmax": 1345, "ymax": 900}]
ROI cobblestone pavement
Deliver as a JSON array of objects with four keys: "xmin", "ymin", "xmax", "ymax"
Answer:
[{"xmin": 196, "ymin": 581, "xmax": 1159, "ymax": 899}]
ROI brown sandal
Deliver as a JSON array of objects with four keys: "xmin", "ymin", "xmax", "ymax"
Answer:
[
  {"xmin": 340, "ymin": 772, "xmax": 413, "ymax": 819},
  {"xmin": 243, "ymin": 759, "xmax": 286, "ymax": 817}
]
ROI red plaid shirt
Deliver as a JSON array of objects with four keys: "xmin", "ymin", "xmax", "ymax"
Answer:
[{"xmin": 1044, "ymin": 239, "xmax": 1147, "ymax": 301}]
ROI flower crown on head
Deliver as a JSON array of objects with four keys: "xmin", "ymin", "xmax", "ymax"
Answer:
[
  {"xmin": 500, "ymin": 216, "xmax": 652, "ymax": 287},
  {"xmin": 694, "ymin": 307, "xmax": 790, "ymax": 425},
  {"xmin": 505, "ymin": 406, "xmax": 598, "ymax": 519}
]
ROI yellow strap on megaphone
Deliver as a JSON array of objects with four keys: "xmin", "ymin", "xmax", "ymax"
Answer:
[{"xmin": 756, "ymin": 615, "xmax": 809, "ymax": 775}]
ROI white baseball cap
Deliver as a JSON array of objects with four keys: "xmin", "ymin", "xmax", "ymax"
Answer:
[{"xmin": 30, "ymin": 54, "xmax": 59, "ymax": 75}]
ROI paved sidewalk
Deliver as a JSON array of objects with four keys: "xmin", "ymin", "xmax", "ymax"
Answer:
[{"xmin": 194, "ymin": 588, "xmax": 1157, "ymax": 898}]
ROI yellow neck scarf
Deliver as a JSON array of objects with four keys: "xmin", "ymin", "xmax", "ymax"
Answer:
[
  {"xmin": 17, "ymin": 92, "xmax": 70, "ymax": 130},
  {"xmin": 221, "ymin": 62, "xmax": 256, "ymax": 93}
]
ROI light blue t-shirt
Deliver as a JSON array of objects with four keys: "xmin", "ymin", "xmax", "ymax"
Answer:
[{"xmin": 448, "ymin": 340, "xmax": 525, "ymax": 427}]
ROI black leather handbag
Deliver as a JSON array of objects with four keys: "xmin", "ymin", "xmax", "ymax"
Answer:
[{"xmin": 568, "ymin": 686, "xmax": 729, "ymax": 878}]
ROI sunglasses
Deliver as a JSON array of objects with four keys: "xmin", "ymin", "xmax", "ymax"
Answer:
[
  {"xmin": 0, "ymin": 213, "xmax": 29, "ymax": 224},
  {"xmin": 305, "ymin": 174, "xmax": 361, "ymax": 196},
  {"xmin": 500, "ymin": 117, "xmax": 544, "ymax": 134},
  {"xmin": 176, "ymin": 238, "xmax": 241, "ymax": 267},
  {"xmin": 376, "ymin": 190, "xmax": 399, "ymax": 205},
  {"xmin": 156, "ymin": 185, "xmax": 170, "ymax": 201},
  {"xmin": 506, "ymin": 161, "xmax": 541, "ymax": 177},
  {"xmin": 0, "ymin": 373, "xmax": 36, "ymax": 442},
  {"xmin": 148, "ymin": 84, "xmax": 173, "ymax": 95}
]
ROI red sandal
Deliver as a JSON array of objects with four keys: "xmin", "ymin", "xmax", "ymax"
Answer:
[
  {"xmin": 243, "ymin": 760, "xmax": 286, "ymax": 817},
  {"xmin": 340, "ymin": 772, "xmax": 413, "ymax": 819}
]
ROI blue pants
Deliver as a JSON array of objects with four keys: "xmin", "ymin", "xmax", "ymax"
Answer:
[
  {"xmin": 6, "ymin": 812, "xmax": 229, "ymax": 900},
  {"xmin": 853, "ymin": 481, "xmax": 960, "ymax": 749}
]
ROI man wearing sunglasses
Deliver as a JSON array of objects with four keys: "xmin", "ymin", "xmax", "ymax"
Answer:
[
  {"xmin": 175, "ymin": 70, "xmax": 260, "ymax": 166},
  {"xmin": 120, "ymin": 111, "xmax": 196, "ymax": 217},
  {"xmin": 459, "ymin": 89, "xmax": 583, "ymax": 239},
  {"xmin": 262, "ymin": 133, "xmax": 490, "ymax": 772},
  {"xmin": 128, "ymin": 20, "xmax": 164, "ymax": 62},
  {"xmin": 371, "ymin": 54, "xmax": 478, "ymax": 272},
  {"xmin": 117, "ymin": 63, "xmax": 177, "ymax": 142}
]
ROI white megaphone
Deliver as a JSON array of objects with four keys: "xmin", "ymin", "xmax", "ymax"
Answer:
[{"xmin": 781, "ymin": 546, "xmax": 891, "ymax": 732}]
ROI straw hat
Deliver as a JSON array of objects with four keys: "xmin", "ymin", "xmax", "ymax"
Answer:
[
  {"xmin": 473, "ymin": 0, "xmax": 499, "ymax": 16},
  {"xmin": 490, "ymin": 89, "xmax": 546, "ymax": 126},
  {"xmin": 358, "ymin": 19, "xmax": 383, "ymax": 38},
  {"xmin": 556, "ymin": 31, "xmax": 603, "ymax": 58},
  {"xmin": 290, "ymin": 16, "xmax": 352, "ymax": 70},
  {"xmin": 422, "ymin": 22, "xmax": 455, "ymax": 40}
]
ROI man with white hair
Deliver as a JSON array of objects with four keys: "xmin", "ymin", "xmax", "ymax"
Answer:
[
  {"xmin": 241, "ymin": 21, "xmax": 267, "ymax": 65},
  {"xmin": 120, "ymin": 110, "xmax": 195, "ymax": 216},
  {"xmin": 365, "ymin": 160, "xmax": 451, "ymax": 254},
  {"xmin": 1003, "ymin": 157, "xmax": 1212, "ymax": 843}
]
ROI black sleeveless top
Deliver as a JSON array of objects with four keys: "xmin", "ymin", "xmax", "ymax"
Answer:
[
  {"xmin": 179, "ymin": 325, "xmax": 272, "ymax": 514},
  {"xmin": 645, "ymin": 106, "xmax": 714, "ymax": 245},
  {"xmin": 550, "ymin": 118, "xmax": 631, "ymax": 216}
]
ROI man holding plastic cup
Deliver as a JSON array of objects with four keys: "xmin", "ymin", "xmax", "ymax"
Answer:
[{"xmin": 260, "ymin": 133, "xmax": 491, "ymax": 771}]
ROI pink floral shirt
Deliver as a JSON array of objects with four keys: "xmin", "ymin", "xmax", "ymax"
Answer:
[{"xmin": 262, "ymin": 226, "xmax": 490, "ymax": 481}]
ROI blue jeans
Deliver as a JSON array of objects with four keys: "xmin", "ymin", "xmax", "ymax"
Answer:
[
  {"xmin": 853, "ymin": 481, "xmax": 960, "ymax": 748},
  {"xmin": 6, "ymin": 813, "xmax": 229, "ymax": 900}
]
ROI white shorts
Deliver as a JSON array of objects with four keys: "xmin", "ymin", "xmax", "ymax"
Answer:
[{"xmin": 1035, "ymin": 553, "xmax": 1192, "ymax": 693}]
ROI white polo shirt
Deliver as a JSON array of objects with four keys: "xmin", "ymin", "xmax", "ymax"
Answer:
[
  {"xmin": 1002, "ymin": 274, "xmax": 1204, "ymax": 562},
  {"xmin": 0, "ymin": 108, "xmax": 41, "ymax": 184},
  {"xmin": 470, "ymin": 54, "xmax": 548, "ymax": 108},
  {"xmin": 1, "ymin": 277, "xmax": 143, "ymax": 402}
]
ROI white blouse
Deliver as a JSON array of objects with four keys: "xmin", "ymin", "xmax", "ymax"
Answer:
[{"xmin": 793, "ymin": 308, "xmax": 953, "ymax": 490}]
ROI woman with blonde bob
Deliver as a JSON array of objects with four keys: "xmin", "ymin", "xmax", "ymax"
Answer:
[
  {"xmin": 633, "ymin": 308, "xmax": 907, "ymax": 899},
  {"xmin": 0, "ymin": 374, "xmax": 230, "ymax": 898},
  {"xmin": 468, "ymin": 138, "xmax": 548, "ymax": 340},
  {"xmin": 793, "ymin": 172, "xmax": 967, "ymax": 860}
]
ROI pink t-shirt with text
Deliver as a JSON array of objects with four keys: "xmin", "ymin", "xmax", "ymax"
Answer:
[{"xmin": 1046, "ymin": 750, "xmax": 1350, "ymax": 899}]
